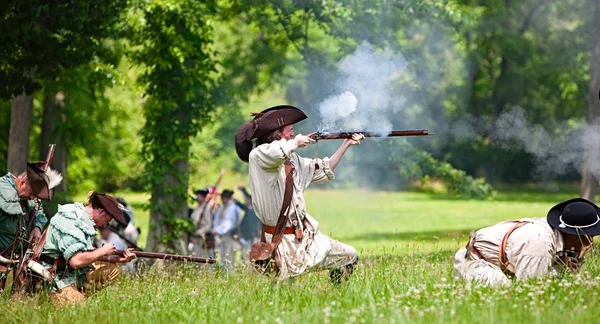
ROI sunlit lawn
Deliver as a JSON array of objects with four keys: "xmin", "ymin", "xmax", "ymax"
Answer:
[{"xmin": 4, "ymin": 188, "xmax": 600, "ymax": 323}]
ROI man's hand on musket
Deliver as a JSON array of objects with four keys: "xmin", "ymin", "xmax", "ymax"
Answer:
[
  {"xmin": 113, "ymin": 248, "xmax": 137, "ymax": 263},
  {"xmin": 293, "ymin": 134, "xmax": 315, "ymax": 149},
  {"xmin": 102, "ymin": 245, "xmax": 137, "ymax": 263},
  {"xmin": 345, "ymin": 133, "xmax": 365, "ymax": 146},
  {"xmin": 98, "ymin": 242, "xmax": 118, "ymax": 256},
  {"xmin": 28, "ymin": 227, "xmax": 42, "ymax": 246}
]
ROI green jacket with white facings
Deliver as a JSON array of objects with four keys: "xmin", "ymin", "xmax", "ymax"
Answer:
[{"xmin": 0, "ymin": 173, "xmax": 46, "ymax": 254}]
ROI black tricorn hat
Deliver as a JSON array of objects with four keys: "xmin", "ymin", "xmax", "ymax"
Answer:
[
  {"xmin": 547, "ymin": 198, "xmax": 600, "ymax": 236},
  {"xmin": 88, "ymin": 191, "xmax": 128, "ymax": 226},
  {"xmin": 235, "ymin": 105, "xmax": 307, "ymax": 162}
]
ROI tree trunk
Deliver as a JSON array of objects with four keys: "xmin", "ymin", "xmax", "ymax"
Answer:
[
  {"xmin": 7, "ymin": 93, "xmax": 34, "ymax": 175},
  {"xmin": 40, "ymin": 91, "xmax": 68, "ymax": 192},
  {"xmin": 492, "ymin": 56, "xmax": 510, "ymax": 118},
  {"xmin": 147, "ymin": 147, "xmax": 190, "ymax": 254},
  {"xmin": 580, "ymin": 0, "xmax": 600, "ymax": 202}
]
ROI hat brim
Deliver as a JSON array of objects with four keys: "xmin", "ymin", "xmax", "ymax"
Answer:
[
  {"xmin": 92, "ymin": 193, "xmax": 129, "ymax": 226},
  {"xmin": 26, "ymin": 163, "xmax": 51, "ymax": 200},
  {"xmin": 547, "ymin": 198, "xmax": 600, "ymax": 236},
  {"xmin": 252, "ymin": 105, "xmax": 307, "ymax": 139}
]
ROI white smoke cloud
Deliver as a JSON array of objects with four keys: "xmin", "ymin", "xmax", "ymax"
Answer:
[
  {"xmin": 479, "ymin": 107, "xmax": 600, "ymax": 182},
  {"xmin": 317, "ymin": 42, "xmax": 408, "ymax": 134},
  {"xmin": 318, "ymin": 91, "xmax": 359, "ymax": 131},
  {"xmin": 311, "ymin": 41, "xmax": 600, "ymax": 187}
]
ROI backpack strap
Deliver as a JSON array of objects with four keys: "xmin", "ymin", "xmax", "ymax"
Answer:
[{"xmin": 499, "ymin": 221, "xmax": 529, "ymax": 270}]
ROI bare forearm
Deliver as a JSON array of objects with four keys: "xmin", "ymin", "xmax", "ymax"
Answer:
[
  {"xmin": 69, "ymin": 250, "xmax": 105, "ymax": 269},
  {"xmin": 329, "ymin": 140, "xmax": 352, "ymax": 171}
]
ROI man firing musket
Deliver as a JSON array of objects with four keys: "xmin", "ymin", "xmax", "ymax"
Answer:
[
  {"xmin": 0, "ymin": 144, "xmax": 62, "ymax": 293},
  {"xmin": 235, "ymin": 104, "xmax": 429, "ymax": 283}
]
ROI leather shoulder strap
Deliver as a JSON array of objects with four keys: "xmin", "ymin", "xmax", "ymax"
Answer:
[
  {"xmin": 499, "ymin": 221, "xmax": 529, "ymax": 269},
  {"xmin": 31, "ymin": 227, "xmax": 49, "ymax": 261},
  {"xmin": 271, "ymin": 161, "xmax": 294, "ymax": 246}
]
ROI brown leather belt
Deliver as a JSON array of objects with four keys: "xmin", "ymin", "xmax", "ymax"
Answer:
[
  {"xmin": 263, "ymin": 217, "xmax": 308, "ymax": 235},
  {"xmin": 40, "ymin": 254, "xmax": 67, "ymax": 270},
  {"xmin": 263, "ymin": 225, "xmax": 295, "ymax": 235}
]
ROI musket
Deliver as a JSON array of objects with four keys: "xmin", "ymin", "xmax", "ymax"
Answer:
[
  {"xmin": 208, "ymin": 167, "xmax": 226, "ymax": 213},
  {"xmin": 115, "ymin": 250, "xmax": 216, "ymax": 264},
  {"xmin": 309, "ymin": 129, "xmax": 430, "ymax": 140},
  {"xmin": 43, "ymin": 144, "xmax": 56, "ymax": 171}
]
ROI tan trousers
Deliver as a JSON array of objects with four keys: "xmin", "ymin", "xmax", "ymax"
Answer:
[
  {"xmin": 49, "ymin": 262, "xmax": 120, "ymax": 305},
  {"xmin": 453, "ymin": 247, "xmax": 511, "ymax": 286}
]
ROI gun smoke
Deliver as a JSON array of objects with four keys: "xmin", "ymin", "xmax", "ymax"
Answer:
[
  {"xmin": 317, "ymin": 42, "xmax": 407, "ymax": 135},
  {"xmin": 489, "ymin": 108, "xmax": 600, "ymax": 182},
  {"xmin": 311, "ymin": 41, "xmax": 600, "ymax": 186}
]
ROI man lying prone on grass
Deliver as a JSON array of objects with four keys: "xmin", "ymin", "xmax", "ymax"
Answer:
[{"xmin": 454, "ymin": 198, "xmax": 598, "ymax": 286}]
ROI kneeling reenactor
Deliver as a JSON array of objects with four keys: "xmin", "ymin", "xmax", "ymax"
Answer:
[{"xmin": 40, "ymin": 191, "xmax": 136, "ymax": 304}]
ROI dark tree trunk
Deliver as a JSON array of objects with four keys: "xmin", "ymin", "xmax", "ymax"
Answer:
[
  {"xmin": 40, "ymin": 91, "xmax": 68, "ymax": 192},
  {"xmin": 580, "ymin": 0, "xmax": 600, "ymax": 202},
  {"xmin": 7, "ymin": 93, "xmax": 34, "ymax": 175},
  {"xmin": 147, "ymin": 146, "xmax": 191, "ymax": 254},
  {"xmin": 7, "ymin": 70, "xmax": 36, "ymax": 175},
  {"xmin": 468, "ymin": 64, "xmax": 482, "ymax": 118},
  {"xmin": 492, "ymin": 56, "xmax": 510, "ymax": 118}
]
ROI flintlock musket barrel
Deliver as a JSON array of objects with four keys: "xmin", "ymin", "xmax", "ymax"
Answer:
[{"xmin": 309, "ymin": 129, "xmax": 430, "ymax": 140}]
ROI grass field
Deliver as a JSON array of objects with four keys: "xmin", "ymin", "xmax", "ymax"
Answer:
[{"xmin": 3, "ymin": 189, "xmax": 600, "ymax": 323}]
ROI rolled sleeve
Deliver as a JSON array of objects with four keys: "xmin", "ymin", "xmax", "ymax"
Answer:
[
  {"xmin": 314, "ymin": 157, "xmax": 335, "ymax": 182},
  {"xmin": 298, "ymin": 156, "xmax": 335, "ymax": 184},
  {"xmin": 62, "ymin": 242, "xmax": 88, "ymax": 261}
]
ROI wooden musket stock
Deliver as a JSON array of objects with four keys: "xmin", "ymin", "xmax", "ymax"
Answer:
[{"xmin": 309, "ymin": 129, "xmax": 430, "ymax": 140}]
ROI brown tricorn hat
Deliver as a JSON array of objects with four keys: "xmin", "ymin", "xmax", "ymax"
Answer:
[
  {"xmin": 235, "ymin": 105, "xmax": 308, "ymax": 162},
  {"xmin": 88, "ymin": 191, "xmax": 128, "ymax": 226},
  {"xmin": 25, "ymin": 162, "xmax": 63, "ymax": 200}
]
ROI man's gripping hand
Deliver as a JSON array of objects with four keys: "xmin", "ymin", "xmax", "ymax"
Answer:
[
  {"xmin": 28, "ymin": 227, "xmax": 42, "ymax": 246},
  {"xmin": 293, "ymin": 134, "xmax": 315, "ymax": 149}
]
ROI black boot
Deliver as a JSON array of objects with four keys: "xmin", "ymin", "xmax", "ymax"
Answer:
[
  {"xmin": 329, "ymin": 268, "xmax": 343, "ymax": 284},
  {"xmin": 329, "ymin": 258, "xmax": 358, "ymax": 284}
]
